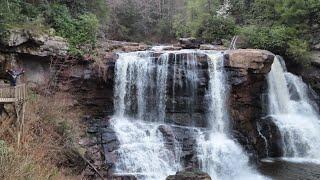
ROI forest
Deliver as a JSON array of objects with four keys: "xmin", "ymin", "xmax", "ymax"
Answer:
[{"xmin": 1, "ymin": 0, "xmax": 320, "ymax": 63}]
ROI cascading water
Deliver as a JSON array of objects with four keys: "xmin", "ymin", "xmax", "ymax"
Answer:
[
  {"xmin": 267, "ymin": 56, "xmax": 320, "ymax": 162},
  {"xmin": 197, "ymin": 53, "xmax": 266, "ymax": 180},
  {"xmin": 111, "ymin": 117, "xmax": 180, "ymax": 179},
  {"xmin": 111, "ymin": 49, "xmax": 267, "ymax": 180},
  {"xmin": 112, "ymin": 51, "xmax": 181, "ymax": 179}
]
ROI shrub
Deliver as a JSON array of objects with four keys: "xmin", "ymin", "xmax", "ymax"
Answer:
[
  {"xmin": 173, "ymin": 14, "xmax": 192, "ymax": 38},
  {"xmin": 239, "ymin": 25, "xmax": 310, "ymax": 65},
  {"xmin": 196, "ymin": 16, "xmax": 236, "ymax": 43},
  {"xmin": 287, "ymin": 39, "xmax": 310, "ymax": 65},
  {"xmin": 49, "ymin": 4, "xmax": 99, "ymax": 56},
  {"xmin": 0, "ymin": 140, "xmax": 57, "ymax": 179}
]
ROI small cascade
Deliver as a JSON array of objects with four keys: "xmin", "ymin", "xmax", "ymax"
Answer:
[
  {"xmin": 257, "ymin": 122, "xmax": 269, "ymax": 157},
  {"xmin": 197, "ymin": 53, "xmax": 266, "ymax": 180},
  {"xmin": 156, "ymin": 53, "xmax": 169, "ymax": 122},
  {"xmin": 206, "ymin": 53, "xmax": 228, "ymax": 132},
  {"xmin": 112, "ymin": 51, "xmax": 180, "ymax": 179},
  {"xmin": 111, "ymin": 117, "xmax": 181, "ymax": 179},
  {"xmin": 267, "ymin": 56, "xmax": 320, "ymax": 160}
]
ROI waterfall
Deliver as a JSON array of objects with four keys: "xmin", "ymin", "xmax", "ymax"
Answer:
[
  {"xmin": 112, "ymin": 51, "xmax": 181, "ymax": 179},
  {"xmin": 111, "ymin": 117, "xmax": 180, "ymax": 179},
  {"xmin": 156, "ymin": 53, "xmax": 169, "ymax": 122},
  {"xmin": 197, "ymin": 53, "xmax": 266, "ymax": 180},
  {"xmin": 267, "ymin": 56, "xmax": 320, "ymax": 161},
  {"xmin": 111, "ymin": 49, "xmax": 267, "ymax": 180}
]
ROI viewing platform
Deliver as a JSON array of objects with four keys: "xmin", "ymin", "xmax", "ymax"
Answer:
[
  {"xmin": 0, "ymin": 84, "xmax": 26, "ymax": 103},
  {"xmin": 0, "ymin": 83, "xmax": 27, "ymax": 147}
]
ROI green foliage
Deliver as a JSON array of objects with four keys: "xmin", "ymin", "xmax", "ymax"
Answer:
[
  {"xmin": 228, "ymin": 0, "xmax": 319, "ymax": 64},
  {"xmin": 173, "ymin": 14, "xmax": 192, "ymax": 38},
  {"xmin": 108, "ymin": 0, "xmax": 147, "ymax": 41},
  {"xmin": 239, "ymin": 25, "xmax": 310, "ymax": 64},
  {"xmin": 0, "ymin": 1, "xmax": 103, "ymax": 57},
  {"xmin": 286, "ymin": 39, "xmax": 310, "ymax": 64},
  {"xmin": 48, "ymin": 4, "xmax": 99, "ymax": 56},
  {"xmin": 155, "ymin": 18, "xmax": 175, "ymax": 42},
  {"xmin": 0, "ymin": 0, "xmax": 24, "ymax": 25},
  {"xmin": 174, "ymin": 0, "xmax": 237, "ymax": 43},
  {"xmin": 277, "ymin": 0, "xmax": 320, "ymax": 27},
  {"xmin": 49, "ymin": 4, "xmax": 75, "ymax": 38},
  {"xmin": 196, "ymin": 16, "xmax": 236, "ymax": 43}
]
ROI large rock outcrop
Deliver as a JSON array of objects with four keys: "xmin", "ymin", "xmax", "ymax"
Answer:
[
  {"xmin": 0, "ymin": 28, "xmax": 68, "ymax": 57},
  {"xmin": 224, "ymin": 49, "xmax": 276, "ymax": 158}
]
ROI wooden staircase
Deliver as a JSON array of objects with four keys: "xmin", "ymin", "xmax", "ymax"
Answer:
[{"xmin": 0, "ymin": 83, "xmax": 27, "ymax": 147}]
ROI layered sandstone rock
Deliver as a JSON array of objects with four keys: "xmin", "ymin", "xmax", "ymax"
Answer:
[
  {"xmin": 0, "ymin": 28, "xmax": 68, "ymax": 57},
  {"xmin": 166, "ymin": 169, "xmax": 211, "ymax": 180},
  {"xmin": 224, "ymin": 49, "xmax": 277, "ymax": 158}
]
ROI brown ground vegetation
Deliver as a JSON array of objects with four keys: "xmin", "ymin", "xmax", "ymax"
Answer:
[{"xmin": 0, "ymin": 87, "xmax": 87, "ymax": 180}]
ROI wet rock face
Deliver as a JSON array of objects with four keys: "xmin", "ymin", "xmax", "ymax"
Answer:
[
  {"xmin": 258, "ymin": 117, "xmax": 284, "ymax": 157},
  {"xmin": 166, "ymin": 169, "xmax": 211, "ymax": 180},
  {"xmin": 224, "ymin": 49, "xmax": 275, "ymax": 159},
  {"xmin": 81, "ymin": 49, "xmax": 278, "ymax": 178},
  {"xmin": 103, "ymin": 49, "xmax": 276, "ymax": 159},
  {"xmin": 165, "ymin": 53, "xmax": 209, "ymax": 127},
  {"xmin": 279, "ymin": 51, "xmax": 320, "ymax": 107},
  {"xmin": 100, "ymin": 120, "xmax": 201, "ymax": 178}
]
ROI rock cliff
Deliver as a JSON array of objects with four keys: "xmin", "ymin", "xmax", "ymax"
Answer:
[
  {"xmin": 224, "ymin": 49, "xmax": 277, "ymax": 158},
  {"xmin": 0, "ymin": 29, "xmax": 283, "ymax": 178}
]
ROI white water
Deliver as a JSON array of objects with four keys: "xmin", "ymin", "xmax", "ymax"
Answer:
[
  {"xmin": 267, "ymin": 56, "xmax": 320, "ymax": 160},
  {"xmin": 197, "ymin": 53, "xmax": 267, "ymax": 180},
  {"xmin": 112, "ymin": 50, "xmax": 267, "ymax": 180},
  {"xmin": 111, "ymin": 117, "xmax": 181, "ymax": 179},
  {"xmin": 113, "ymin": 51, "xmax": 180, "ymax": 179},
  {"xmin": 156, "ymin": 53, "xmax": 169, "ymax": 122},
  {"xmin": 114, "ymin": 51, "xmax": 169, "ymax": 121}
]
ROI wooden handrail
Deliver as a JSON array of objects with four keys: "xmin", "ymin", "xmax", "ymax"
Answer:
[{"xmin": 0, "ymin": 84, "xmax": 26, "ymax": 102}]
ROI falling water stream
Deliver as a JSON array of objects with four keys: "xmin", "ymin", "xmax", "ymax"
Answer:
[
  {"xmin": 196, "ymin": 53, "xmax": 266, "ymax": 180},
  {"xmin": 112, "ymin": 51, "xmax": 179, "ymax": 179},
  {"xmin": 267, "ymin": 56, "xmax": 320, "ymax": 162},
  {"xmin": 111, "ymin": 49, "xmax": 267, "ymax": 179}
]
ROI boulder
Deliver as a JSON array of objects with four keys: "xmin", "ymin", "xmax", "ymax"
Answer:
[
  {"xmin": 200, "ymin": 44, "xmax": 227, "ymax": 50},
  {"xmin": 225, "ymin": 49, "xmax": 276, "ymax": 159},
  {"xmin": 1, "ymin": 29, "xmax": 30, "ymax": 46},
  {"xmin": 311, "ymin": 51, "xmax": 320, "ymax": 68},
  {"xmin": 224, "ymin": 49, "xmax": 274, "ymax": 74},
  {"xmin": 151, "ymin": 45, "xmax": 182, "ymax": 51},
  {"xmin": 179, "ymin": 38, "xmax": 202, "ymax": 49},
  {"xmin": 100, "ymin": 40, "xmax": 151, "ymax": 53},
  {"xmin": 166, "ymin": 169, "xmax": 211, "ymax": 180},
  {"xmin": 0, "ymin": 28, "xmax": 68, "ymax": 57}
]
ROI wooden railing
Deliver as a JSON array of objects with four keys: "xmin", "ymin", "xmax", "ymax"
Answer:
[{"xmin": 0, "ymin": 84, "xmax": 26, "ymax": 103}]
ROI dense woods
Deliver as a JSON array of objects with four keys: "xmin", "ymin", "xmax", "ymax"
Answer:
[
  {"xmin": 0, "ymin": 0, "xmax": 320, "ymax": 62},
  {"xmin": 1, "ymin": 0, "xmax": 320, "ymax": 63}
]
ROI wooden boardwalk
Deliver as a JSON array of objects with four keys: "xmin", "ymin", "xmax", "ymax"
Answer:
[{"xmin": 0, "ymin": 84, "xmax": 27, "ymax": 147}]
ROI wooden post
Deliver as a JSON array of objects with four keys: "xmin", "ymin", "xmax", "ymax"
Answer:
[{"xmin": 0, "ymin": 84, "xmax": 26, "ymax": 148}]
